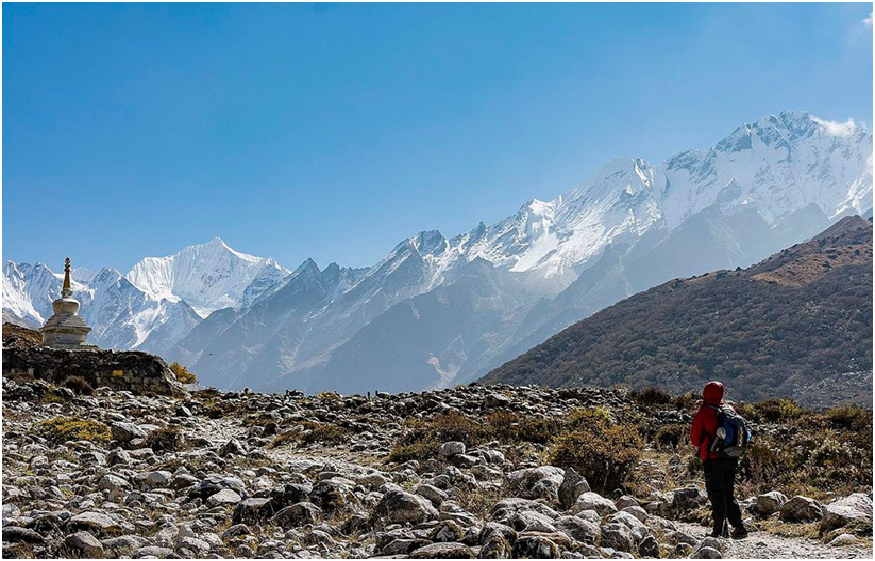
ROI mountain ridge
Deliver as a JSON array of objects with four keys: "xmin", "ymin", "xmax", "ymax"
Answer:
[{"xmin": 4, "ymin": 110, "xmax": 872, "ymax": 393}]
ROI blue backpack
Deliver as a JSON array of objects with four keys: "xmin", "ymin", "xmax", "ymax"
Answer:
[{"xmin": 707, "ymin": 404, "xmax": 752, "ymax": 458}]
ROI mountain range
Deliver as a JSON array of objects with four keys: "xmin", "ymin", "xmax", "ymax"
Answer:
[{"xmin": 4, "ymin": 111, "xmax": 872, "ymax": 393}]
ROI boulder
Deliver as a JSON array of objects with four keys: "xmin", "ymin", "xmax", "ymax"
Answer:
[
  {"xmin": 271, "ymin": 502, "xmax": 323, "ymax": 527},
  {"xmin": 439, "ymin": 441, "xmax": 466, "ymax": 456},
  {"xmin": 599, "ymin": 522, "xmax": 634, "ymax": 553},
  {"xmin": 410, "ymin": 541, "xmax": 475, "ymax": 559},
  {"xmin": 571, "ymin": 492, "xmax": 618, "ymax": 516},
  {"xmin": 65, "ymin": 532, "xmax": 104, "ymax": 557},
  {"xmin": 779, "ymin": 496, "xmax": 823, "ymax": 523},
  {"xmin": 752, "ymin": 492, "xmax": 788, "ymax": 516},
  {"xmin": 821, "ymin": 494, "xmax": 873, "ymax": 532},
  {"xmin": 373, "ymin": 489, "xmax": 439, "ymax": 525},
  {"xmin": 558, "ymin": 468, "xmax": 591, "ymax": 510}
]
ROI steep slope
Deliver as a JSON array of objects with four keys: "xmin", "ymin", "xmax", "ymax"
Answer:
[
  {"xmin": 481, "ymin": 217, "xmax": 873, "ymax": 404},
  {"xmin": 127, "ymin": 236, "xmax": 288, "ymax": 317},
  {"xmin": 291, "ymin": 258, "xmax": 540, "ymax": 394}
]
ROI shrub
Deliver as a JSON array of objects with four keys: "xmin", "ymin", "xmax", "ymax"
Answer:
[
  {"xmin": 751, "ymin": 398, "xmax": 803, "ymax": 423},
  {"xmin": 271, "ymin": 421, "xmax": 347, "ymax": 447},
  {"xmin": 654, "ymin": 424, "xmax": 686, "ymax": 450},
  {"xmin": 169, "ymin": 362, "xmax": 198, "ymax": 385},
  {"xmin": 546, "ymin": 414, "xmax": 642, "ymax": 494},
  {"xmin": 62, "ymin": 375, "xmax": 94, "ymax": 395},
  {"xmin": 33, "ymin": 417, "xmax": 111, "ymax": 444},
  {"xmin": 633, "ymin": 386, "xmax": 673, "ymax": 407},
  {"xmin": 825, "ymin": 404, "xmax": 872, "ymax": 431},
  {"xmin": 144, "ymin": 427, "xmax": 186, "ymax": 452},
  {"xmin": 385, "ymin": 441, "xmax": 441, "ymax": 464},
  {"xmin": 484, "ymin": 411, "xmax": 559, "ymax": 444}
]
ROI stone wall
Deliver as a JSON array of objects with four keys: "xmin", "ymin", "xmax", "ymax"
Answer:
[{"xmin": 3, "ymin": 345, "xmax": 187, "ymax": 397}]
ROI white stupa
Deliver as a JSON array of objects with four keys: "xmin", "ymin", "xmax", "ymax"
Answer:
[{"xmin": 40, "ymin": 257, "xmax": 96, "ymax": 349}]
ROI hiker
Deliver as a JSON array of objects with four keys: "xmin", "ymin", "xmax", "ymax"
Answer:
[{"xmin": 690, "ymin": 381, "xmax": 749, "ymax": 538}]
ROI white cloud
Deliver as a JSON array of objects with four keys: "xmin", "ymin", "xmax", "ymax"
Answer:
[
  {"xmin": 864, "ymin": 12, "xmax": 873, "ymax": 26},
  {"xmin": 812, "ymin": 116, "xmax": 857, "ymax": 137}
]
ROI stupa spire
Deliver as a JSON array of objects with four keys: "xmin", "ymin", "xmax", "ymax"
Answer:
[{"xmin": 62, "ymin": 256, "xmax": 72, "ymax": 298}]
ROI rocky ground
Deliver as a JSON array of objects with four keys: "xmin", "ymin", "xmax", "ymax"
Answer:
[{"xmin": 2, "ymin": 379, "xmax": 872, "ymax": 559}]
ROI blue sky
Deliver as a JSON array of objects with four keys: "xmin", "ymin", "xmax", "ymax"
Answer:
[{"xmin": 3, "ymin": 3, "xmax": 872, "ymax": 272}]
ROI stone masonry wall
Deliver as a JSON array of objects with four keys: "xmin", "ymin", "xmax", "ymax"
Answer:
[{"xmin": 2, "ymin": 345, "xmax": 187, "ymax": 397}]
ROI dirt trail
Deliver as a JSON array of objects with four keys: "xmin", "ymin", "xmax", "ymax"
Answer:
[{"xmin": 675, "ymin": 522, "xmax": 872, "ymax": 559}]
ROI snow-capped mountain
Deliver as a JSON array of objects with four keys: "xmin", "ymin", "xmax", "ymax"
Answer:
[
  {"xmin": 3, "ymin": 238, "xmax": 288, "ymax": 356},
  {"xmin": 5, "ymin": 111, "xmax": 872, "ymax": 394},
  {"xmin": 128, "ymin": 237, "xmax": 289, "ymax": 317}
]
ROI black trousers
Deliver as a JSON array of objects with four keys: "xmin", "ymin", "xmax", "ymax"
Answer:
[{"xmin": 703, "ymin": 457, "xmax": 743, "ymax": 527}]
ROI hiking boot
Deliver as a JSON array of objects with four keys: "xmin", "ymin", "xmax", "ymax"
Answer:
[
  {"xmin": 709, "ymin": 517, "xmax": 729, "ymax": 538},
  {"xmin": 730, "ymin": 525, "xmax": 748, "ymax": 539}
]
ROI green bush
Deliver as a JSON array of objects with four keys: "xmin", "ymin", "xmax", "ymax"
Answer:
[
  {"xmin": 62, "ymin": 375, "xmax": 94, "ymax": 395},
  {"xmin": 751, "ymin": 398, "xmax": 804, "ymax": 423},
  {"xmin": 825, "ymin": 404, "xmax": 872, "ymax": 431},
  {"xmin": 169, "ymin": 362, "xmax": 198, "ymax": 385},
  {"xmin": 632, "ymin": 386, "xmax": 673, "ymax": 407},
  {"xmin": 33, "ymin": 417, "xmax": 111, "ymax": 444},
  {"xmin": 546, "ymin": 414, "xmax": 642, "ymax": 494},
  {"xmin": 654, "ymin": 423, "xmax": 686, "ymax": 450}
]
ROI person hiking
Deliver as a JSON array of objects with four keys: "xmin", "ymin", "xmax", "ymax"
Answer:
[{"xmin": 690, "ymin": 381, "xmax": 748, "ymax": 538}]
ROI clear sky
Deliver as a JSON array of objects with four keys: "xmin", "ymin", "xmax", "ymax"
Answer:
[{"xmin": 3, "ymin": 3, "xmax": 873, "ymax": 272}]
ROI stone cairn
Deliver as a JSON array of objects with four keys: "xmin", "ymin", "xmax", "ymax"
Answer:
[{"xmin": 40, "ymin": 257, "xmax": 96, "ymax": 349}]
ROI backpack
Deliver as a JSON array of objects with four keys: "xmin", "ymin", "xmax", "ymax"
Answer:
[{"xmin": 706, "ymin": 404, "xmax": 752, "ymax": 458}]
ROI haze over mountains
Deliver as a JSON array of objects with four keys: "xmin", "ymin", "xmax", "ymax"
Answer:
[{"xmin": 4, "ymin": 111, "xmax": 873, "ymax": 393}]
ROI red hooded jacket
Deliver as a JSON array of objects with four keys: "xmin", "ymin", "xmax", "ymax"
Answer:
[{"xmin": 690, "ymin": 381, "xmax": 732, "ymax": 460}]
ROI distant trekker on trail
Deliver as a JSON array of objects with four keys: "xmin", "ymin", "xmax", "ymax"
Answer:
[{"xmin": 690, "ymin": 381, "xmax": 751, "ymax": 539}]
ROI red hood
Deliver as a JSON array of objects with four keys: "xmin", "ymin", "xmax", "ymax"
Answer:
[{"xmin": 703, "ymin": 381, "xmax": 724, "ymax": 405}]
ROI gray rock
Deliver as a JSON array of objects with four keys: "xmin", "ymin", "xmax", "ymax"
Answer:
[
  {"xmin": 752, "ymin": 491, "xmax": 788, "ymax": 516},
  {"xmin": 410, "ymin": 541, "xmax": 475, "ymax": 558},
  {"xmin": 206, "ymin": 488, "xmax": 242, "ymax": 507},
  {"xmin": 600, "ymin": 522, "xmax": 634, "ymax": 553},
  {"xmin": 821, "ymin": 494, "xmax": 873, "ymax": 532},
  {"xmin": 572, "ymin": 492, "xmax": 618, "ymax": 516},
  {"xmin": 65, "ymin": 531, "xmax": 104, "ymax": 557},
  {"xmin": 439, "ymin": 441, "xmax": 466, "ymax": 456},
  {"xmin": 779, "ymin": 495, "xmax": 823, "ymax": 523},
  {"xmin": 373, "ymin": 489, "xmax": 439, "ymax": 525},
  {"xmin": 272, "ymin": 502, "xmax": 323, "ymax": 527},
  {"xmin": 558, "ymin": 468, "xmax": 591, "ymax": 510}
]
